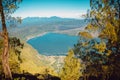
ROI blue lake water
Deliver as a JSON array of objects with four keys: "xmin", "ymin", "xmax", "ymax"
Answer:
[{"xmin": 27, "ymin": 33, "xmax": 79, "ymax": 56}]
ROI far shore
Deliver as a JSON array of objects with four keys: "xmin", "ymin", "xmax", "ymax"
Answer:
[
  {"xmin": 26, "ymin": 27, "xmax": 85, "ymax": 41},
  {"xmin": 26, "ymin": 32, "xmax": 48, "ymax": 41},
  {"xmin": 20, "ymin": 26, "xmax": 86, "ymax": 73}
]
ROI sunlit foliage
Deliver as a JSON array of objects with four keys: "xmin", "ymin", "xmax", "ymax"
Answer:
[
  {"xmin": 79, "ymin": 31, "xmax": 93, "ymax": 39},
  {"xmin": 0, "ymin": 37, "xmax": 23, "ymax": 74},
  {"xmin": 60, "ymin": 50, "xmax": 84, "ymax": 80},
  {"xmin": 73, "ymin": 0, "xmax": 120, "ymax": 80}
]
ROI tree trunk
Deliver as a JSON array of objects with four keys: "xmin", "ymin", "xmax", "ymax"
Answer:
[{"xmin": 0, "ymin": 0, "xmax": 12, "ymax": 79}]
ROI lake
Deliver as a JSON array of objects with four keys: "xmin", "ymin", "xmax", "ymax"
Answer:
[{"xmin": 27, "ymin": 33, "xmax": 79, "ymax": 56}]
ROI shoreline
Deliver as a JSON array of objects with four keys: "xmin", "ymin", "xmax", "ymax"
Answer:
[
  {"xmin": 54, "ymin": 27, "xmax": 84, "ymax": 35},
  {"xmin": 26, "ymin": 32, "xmax": 48, "ymax": 41},
  {"xmin": 20, "ymin": 42, "xmax": 65, "ymax": 74},
  {"xmin": 26, "ymin": 27, "xmax": 84, "ymax": 41},
  {"xmin": 26, "ymin": 43, "xmax": 65, "ymax": 70},
  {"xmin": 23, "ymin": 27, "xmax": 85, "ymax": 71}
]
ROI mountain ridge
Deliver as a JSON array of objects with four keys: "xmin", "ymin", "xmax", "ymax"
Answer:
[
  {"xmin": 9, "ymin": 16, "xmax": 88, "ymax": 41},
  {"xmin": 23, "ymin": 16, "xmax": 82, "ymax": 20}
]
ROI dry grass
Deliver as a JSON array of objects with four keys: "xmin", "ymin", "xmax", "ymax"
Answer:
[{"xmin": 20, "ymin": 43, "xmax": 58, "ymax": 76}]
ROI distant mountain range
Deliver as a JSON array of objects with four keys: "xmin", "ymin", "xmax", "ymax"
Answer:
[
  {"xmin": 8, "ymin": 16, "xmax": 88, "ymax": 40},
  {"xmin": 21, "ymin": 16, "xmax": 86, "ymax": 27},
  {"xmin": 23, "ymin": 16, "xmax": 80, "ymax": 21}
]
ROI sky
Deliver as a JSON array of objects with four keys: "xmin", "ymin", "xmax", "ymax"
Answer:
[{"xmin": 12, "ymin": 0, "xmax": 90, "ymax": 19}]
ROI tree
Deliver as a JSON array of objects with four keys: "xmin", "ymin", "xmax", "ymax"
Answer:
[
  {"xmin": 90, "ymin": 0, "xmax": 120, "ymax": 44},
  {"xmin": 60, "ymin": 50, "xmax": 84, "ymax": 80},
  {"xmin": 0, "ymin": 0, "xmax": 22, "ymax": 79},
  {"xmin": 0, "ymin": 37, "xmax": 23, "ymax": 73},
  {"xmin": 74, "ymin": 35, "xmax": 108, "ymax": 79},
  {"xmin": 89, "ymin": 1, "xmax": 120, "ymax": 78},
  {"xmin": 74, "ymin": 0, "xmax": 120, "ymax": 79}
]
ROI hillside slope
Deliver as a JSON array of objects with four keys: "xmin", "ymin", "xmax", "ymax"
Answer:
[
  {"xmin": 20, "ymin": 42, "xmax": 64, "ymax": 76},
  {"xmin": 20, "ymin": 43, "xmax": 55, "ymax": 75}
]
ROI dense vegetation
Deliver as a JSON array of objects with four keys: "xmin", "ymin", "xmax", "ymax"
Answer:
[
  {"xmin": 60, "ymin": 50, "xmax": 84, "ymax": 80},
  {"xmin": 0, "ymin": 37, "xmax": 23, "ymax": 79},
  {"xmin": 61, "ymin": 0, "xmax": 120, "ymax": 80}
]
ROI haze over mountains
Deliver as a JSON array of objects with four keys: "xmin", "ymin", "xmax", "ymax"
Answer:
[{"xmin": 9, "ymin": 16, "xmax": 88, "ymax": 40}]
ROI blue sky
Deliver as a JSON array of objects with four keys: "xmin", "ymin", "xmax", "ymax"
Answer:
[{"xmin": 12, "ymin": 0, "xmax": 90, "ymax": 18}]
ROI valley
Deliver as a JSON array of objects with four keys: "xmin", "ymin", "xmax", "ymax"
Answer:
[{"xmin": 8, "ymin": 16, "xmax": 87, "ymax": 74}]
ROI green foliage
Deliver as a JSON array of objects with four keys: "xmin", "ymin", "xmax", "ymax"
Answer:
[
  {"xmin": 60, "ymin": 50, "xmax": 84, "ymax": 80},
  {"xmin": 79, "ymin": 31, "xmax": 93, "ymax": 39},
  {"xmin": 99, "ymin": 22, "xmax": 118, "ymax": 43},
  {"xmin": 9, "ymin": 49, "xmax": 21, "ymax": 73},
  {"xmin": 93, "ymin": 41, "xmax": 106, "ymax": 53},
  {"xmin": 0, "ymin": 37, "xmax": 23, "ymax": 74},
  {"xmin": 73, "ymin": 0, "xmax": 120, "ymax": 79},
  {"xmin": 9, "ymin": 37, "xmax": 24, "ymax": 62},
  {"xmin": 1, "ymin": 0, "xmax": 22, "ymax": 14},
  {"xmin": 90, "ymin": 0, "xmax": 120, "ymax": 43},
  {"xmin": 85, "ymin": 23, "xmax": 98, "ymax": 31}
]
